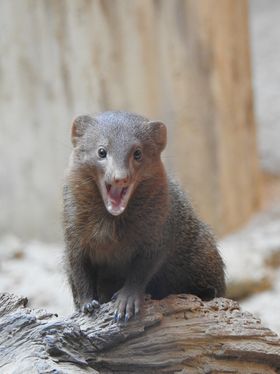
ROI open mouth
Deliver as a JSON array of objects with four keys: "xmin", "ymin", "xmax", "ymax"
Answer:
[{"xmin": 100, "ymin": 182, "xmax": 134, "ymax": 216}]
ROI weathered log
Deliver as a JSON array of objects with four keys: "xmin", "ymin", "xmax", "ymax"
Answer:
[{"xmin": 0, "ymin": 293, "xmax": 279, "ymax": 373}]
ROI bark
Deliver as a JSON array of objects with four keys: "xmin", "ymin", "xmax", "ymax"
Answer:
[{"xmin": 0, "ymin": 293, "xmax": 279, "ymax": 373}]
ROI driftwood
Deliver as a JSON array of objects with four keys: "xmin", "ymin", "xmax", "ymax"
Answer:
[{"xmin": 0, "ymin": 293, "xmax": 280, "ymax": 373}]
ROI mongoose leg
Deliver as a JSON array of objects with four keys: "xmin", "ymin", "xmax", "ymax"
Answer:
[
  {"xmin": 113, "ymin": 253, "xmax": 162, "ymax": 321},
  {"xmin": 67, "ymin": 250, "xmax": 98, "ymax": 312}
]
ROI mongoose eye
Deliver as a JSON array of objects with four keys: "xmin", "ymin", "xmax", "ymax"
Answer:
[
  {"xmin": 98, "ymin": 147, "xmax": 107, "ymax": 159},
  {"xmin": 133, "ymin": 149, "xmax": 142, "ymax": 161}
]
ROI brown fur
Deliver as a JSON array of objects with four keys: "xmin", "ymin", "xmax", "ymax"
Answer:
[{"xmin": 63, "ymin": 111, "xmax": 225, "ymax": 319}]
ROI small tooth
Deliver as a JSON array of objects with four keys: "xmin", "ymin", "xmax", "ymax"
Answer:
[{"xmin": 121, "ymin": 187, "xmax": 128, "ymax": 197}]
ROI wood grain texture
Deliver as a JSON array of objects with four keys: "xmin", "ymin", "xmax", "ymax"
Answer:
[{"xmin": 1, "ymin": 293, "xmax": 279, "ymax": 373}]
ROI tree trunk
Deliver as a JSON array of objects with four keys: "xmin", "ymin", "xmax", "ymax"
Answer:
[
  {"xmin": 1, "ymin": 293, "xmax": 279, "ymax": 373},
  {"xmin": 161, "ymin": 0, "xmax": 261, "ymax": 235}
]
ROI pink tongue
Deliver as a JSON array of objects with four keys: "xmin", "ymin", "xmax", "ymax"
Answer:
[{"xmin": 108, "ymin": 186, "xmax": 123, "ymax": 205}]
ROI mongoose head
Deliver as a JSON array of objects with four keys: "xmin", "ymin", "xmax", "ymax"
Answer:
[{"xmin": 70, "ymin": 111, "xmax": 167, "ymax": 216}]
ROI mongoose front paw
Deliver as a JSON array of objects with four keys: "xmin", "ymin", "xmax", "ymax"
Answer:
[
  {"xmin": 113, "ymin": 288, "xmax": 144, "ymax": 322},
  {"xmin": 81, "ymin": 299, "xmax": 100, "ymax": 314}
]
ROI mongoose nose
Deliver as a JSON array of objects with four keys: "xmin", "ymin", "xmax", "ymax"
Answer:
[{"xmin": 113, "ymin": 175, "xmax": 129, "ymax": 187}]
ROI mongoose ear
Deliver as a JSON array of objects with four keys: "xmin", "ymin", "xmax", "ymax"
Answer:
[
  {"xmin": 148, "ymin": 121, "xmax": 167, "ymax": 152},
  {"xmin": 71, "ymin": 115, "xmax": 93, "ymax": 147}
]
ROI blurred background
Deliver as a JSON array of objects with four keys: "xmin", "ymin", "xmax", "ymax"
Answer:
[{"xmin": 1, "ymin": 0, "xmax": 280, "ymax": 334}]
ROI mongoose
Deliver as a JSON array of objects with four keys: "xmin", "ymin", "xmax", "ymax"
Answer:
[{"xmin": 63, "ymin": 111, "xmax": 225, "ymax": 321}]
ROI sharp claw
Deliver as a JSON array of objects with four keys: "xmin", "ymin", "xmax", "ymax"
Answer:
[
  {"xmin": 114, "ymin": 310, "xmax": 118, "ymax": 322},
  {"xmin": 82, "ymin": 300, "xmax": 100, "ymax": 314},
  {"xmin": 125, "ymin": 313, "xmax": 130, "ymax": 323},
  {"xmin": 82, "ymin": 304, "xmax": 90, "ymax": 313},
  {"xmin": 86, "ymin": 303, "xmax": 94, "ymax": 312},
  {"xmin": 92, "ymin": 300, "xmax": 100, "ymax": 308},
  {"xmin": 117, "ymin": 313, "xmax": 122, "ymax": 323}
]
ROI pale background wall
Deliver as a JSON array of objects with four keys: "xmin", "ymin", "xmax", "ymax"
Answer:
[
  {"xmin": 250, "ymin": 0, "xmax": 280, "ymax": 175},
  {"xmin": 0, "ymin": 0, "xmax": 261, "ymax": 242}
]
